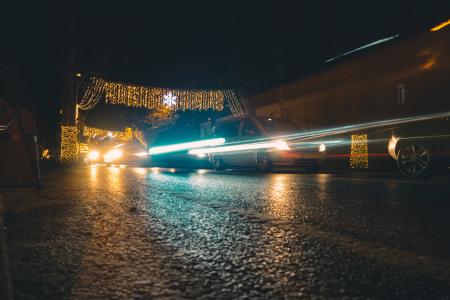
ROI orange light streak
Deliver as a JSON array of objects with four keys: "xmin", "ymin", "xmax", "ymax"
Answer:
[{"xmin": 430, "ymin": 19, "xmax": 450, "ymax": 31}]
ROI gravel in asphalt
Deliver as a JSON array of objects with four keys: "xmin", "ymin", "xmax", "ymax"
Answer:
[{"xmin": 1, "ymin": 166, "xmax": 450, "ymax": 299}]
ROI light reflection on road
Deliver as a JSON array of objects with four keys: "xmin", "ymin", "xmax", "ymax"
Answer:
[{"xmin": 267, "ymin": 174, "xmax": 296, "ymax": 219}]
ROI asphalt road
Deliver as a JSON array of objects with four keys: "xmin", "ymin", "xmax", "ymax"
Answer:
[{"xmin": 3, "ymin": 166, "xmax": 450, "ymax": 299}]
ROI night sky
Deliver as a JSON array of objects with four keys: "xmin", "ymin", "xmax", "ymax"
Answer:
[{"xmin": 2, "ymin": 1, "xmax": 450, "ymax": 144}]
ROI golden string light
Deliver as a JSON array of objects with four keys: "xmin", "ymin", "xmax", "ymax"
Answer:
[
  {"xmin": 226, "ymin": 89, "xmax": 247, "ymax": 117},
  {"xmin": 83, "ymin": 126, "xmax": 134, "ymax": 142},
  {"xmin": 133, "ymin": 130, "xmax": 147, "ymax": 148},
  {"xmin": 60, "ymin": 125, "xmax": 79, "ymax": 162},
  {"xmin": 350, "ymin": 134, "xmax": 369, "ymax": 169},
  {"xmin": 79, "ymin": 77, "xmax": 236, "ymax": 111},
  {"xmin": 78, "ymin": 77, "xmax": 106, "ymax": 110}
]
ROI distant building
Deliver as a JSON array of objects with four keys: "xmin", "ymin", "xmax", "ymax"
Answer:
[
  {"xmin": 247, "ymin": 28, "xmax": 450, "ymax": 130},
  {"xmin": 246, "ymin": 28, "xmax": 450, "ymax": 170}
]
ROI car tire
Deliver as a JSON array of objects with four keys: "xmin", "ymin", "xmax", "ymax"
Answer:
[
  {"xmin": 256, "ymin": 152, "xmax": 272, "ymax": 172},
  {"xmin": 396, "ymin": 143, "xmax": 432, "ymax": 178},
  {"xmin": 213, "ymin": 159, "xmax": 225, "ymax": 171}
]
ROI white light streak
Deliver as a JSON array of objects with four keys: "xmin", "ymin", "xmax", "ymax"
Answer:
[{"xmin": 149, "ymin": 138, "xmax": 225, "ymax": 155}]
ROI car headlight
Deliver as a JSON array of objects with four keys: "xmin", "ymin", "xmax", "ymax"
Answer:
[
  {"xmin": 275, "ymin": 140, "xmax": 291, "ymax": 151},
  {"xmin": 319, "ymin": 143, "xmax": 326, "ymax": 152},
  {"xmin": 388, "ymin": 136, "xmax": 400, "ymax": 160},
  {"xmin": 87, "ymin": 150, "xmax": 100, "ymax": 161},
  {"xmin": 104, "ymin": 149, "xmax": 123, "ymax": 162}
]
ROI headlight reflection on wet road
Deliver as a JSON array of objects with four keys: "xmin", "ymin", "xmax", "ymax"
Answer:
[{"xmin": 267, "ymin": 174, "xmax": 296, "ymax": 220}]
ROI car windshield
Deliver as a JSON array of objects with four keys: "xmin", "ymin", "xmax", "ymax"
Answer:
[{"xmin": 258, "ymin": 118, "xmax": 297, "ymax": 133}]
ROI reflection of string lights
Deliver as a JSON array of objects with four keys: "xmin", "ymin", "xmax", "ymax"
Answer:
[
  {"xmin": 60, "ymin": 125, "xmax": 79, "ymax": 162},
  {"xmin": 350, "ymin": 134, "xmax": 369, "ymax": 169}
]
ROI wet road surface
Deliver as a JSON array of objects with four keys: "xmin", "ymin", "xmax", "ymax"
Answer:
[{"xmin": 3, "ymin": 166, "xmax": 450, "ymax": 299}]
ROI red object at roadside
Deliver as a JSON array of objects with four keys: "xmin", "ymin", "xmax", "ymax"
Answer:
[{"xmin": 0, "ymin": 108, "xmax": 40, "ymax": 187}]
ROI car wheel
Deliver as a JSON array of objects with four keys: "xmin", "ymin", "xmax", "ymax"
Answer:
[
  {"xmin": 213, "ymin": 159, "xmax": 225, "ymax": 171},
  {"xmin": 397, "ymin": 143, "xmax": 432, "ymax": 178},
  {"xmin": 256, "ymin": 152, "xmax": 272, "ymax": 172}
]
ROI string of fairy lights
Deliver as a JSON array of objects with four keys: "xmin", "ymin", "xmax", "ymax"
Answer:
[
  {"xmin": 350, "ymin": 134, "xmax": 369, "ymax": 168},
  {"xmin": 83, "ymin": 126, "xmax": 134, "ymax": 142},
  {"xmin": 78, "ymin": 77, "xmax": 106, "ymax": 110},
  {"xmin": 60, "ymin": 126, "xmax": 79, "ymax": 162},
  {"xmin": 62, "ymin": 77, "xmax": 244, "ymax": 162},
  {"xmin": 78, "ymin": 77, "xmax": 243, "ymax": 112}
]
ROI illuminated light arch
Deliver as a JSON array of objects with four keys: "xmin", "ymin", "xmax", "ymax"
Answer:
[{"xmin": 78, "ymin": 77, "xmax": 243, "ymax": 113}]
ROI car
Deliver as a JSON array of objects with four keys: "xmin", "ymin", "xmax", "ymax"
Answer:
[
  {"xmin": 387, "ymin": 116, "xmax": 450, "ymax": 178},
  {"xmin": 146, "ymin": 126, "xmax": 211, "ymax": 169},
  {"xmin": 208, "ymin": 116, "xmax": 326, "ymax": 172},
  {"xmin": 85, "ymin": 138, "xmax": 146, "ymax": 166}
]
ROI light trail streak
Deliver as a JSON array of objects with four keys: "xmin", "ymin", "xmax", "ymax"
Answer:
[
  {"xmin": 148, "ymin": 138, "xmax": 225, "ymax": 155},
  {"xmin": 280, "ymin": 111, "xmax": 450, "ymax": 142},
  {"xmin": 430, "ymin": 19, "xmax": 450, "ymax": 31},
  {"xmin": 187, "ymin": 111, "xmax": 450, "ymax": 155},
  {"xmin": 188, "ymin": 140, "xmax": 290, "ymax": 155},
  {"xmin": 326, "ymin": 34, "xmax": 399, "ymax": 63}
]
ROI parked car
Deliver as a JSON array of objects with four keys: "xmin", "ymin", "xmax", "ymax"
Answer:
[
  {"xmin": 388, "ymin": 117, "xmax": 450, "ymax": 178},
  {"xmin": 209, "ymin": 116, "xmax": 326, "ymax": 171}
]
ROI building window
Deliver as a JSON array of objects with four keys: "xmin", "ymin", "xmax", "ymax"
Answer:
[{"xmin": 396, "ymin": 83, "xmax": 405, "ymax": 104}]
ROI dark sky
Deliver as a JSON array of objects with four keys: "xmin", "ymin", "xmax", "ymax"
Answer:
[{"xmin": 2, "ymin": 1, "xmax": 450, "ymax": 141}]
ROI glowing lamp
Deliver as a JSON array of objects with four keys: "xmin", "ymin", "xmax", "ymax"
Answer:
[
  {"xmin": 319, "ymin": 143, "xmax": 326, "ymax": 152},
  {"xmin": 87, "ymin": 150, "xmax": 100, "ymax": 161},
  {"xmin": 275, "ymin": 140, "xmax": 291, "ymax": 151},
  {"xmin": 388, "ymin": 136, "xmax": 400, "ymax": 160}
]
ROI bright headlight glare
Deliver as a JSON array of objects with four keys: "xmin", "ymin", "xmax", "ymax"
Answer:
[
  {"xmin": 388, "ymin": 135, "xmax": 400, "ymax": 159},
  {"xmin": 104, "ymin": 149, "xmax": 123, "ymax": 162},
  {"xmin": 275, "ymin": 140, "xmax": 291, "ymax": 151},
  {"xmin": 319, "ymin": 143, "xmax": 326, "ymax": 152},
  {"xmin": 87, "ymin": 150, "xmax": 100, "ymax": 161}
]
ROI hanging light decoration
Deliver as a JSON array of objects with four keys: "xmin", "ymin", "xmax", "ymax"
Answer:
[
  {"xmin": 60, "ymin": 125, "xmax": 79, "ymax": 162},
  {"xmin": 83, "ymin": 126, "xmax": 135, "ymax": 143},
  {"xmin": 226, "ymin": 89, "xmax": 247, "ymax": 118},
  {"xmin": 350, "ymin": 133, "xmax": 369, "ymax": 169},
  {"xmin": 78, "ymin": 77, "xmax": 237, "ymax": 111},
  {"xmin": 78, "ymin": 77, "xmax": 106, "ymax": 110}
]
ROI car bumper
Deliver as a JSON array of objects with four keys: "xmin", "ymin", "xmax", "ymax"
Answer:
[{"xmin": 270, "ymin": 151, "xmax": 325, "ymax": 167}]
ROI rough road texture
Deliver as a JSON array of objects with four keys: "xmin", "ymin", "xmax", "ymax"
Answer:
[{"xmin": 1, "ymin": 166, "xmax": 450, "ymax": 299}]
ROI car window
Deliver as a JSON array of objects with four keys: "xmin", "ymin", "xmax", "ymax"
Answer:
[
  {"xmin": 214, "ymin": 120, "xmax": 240, "ymax": 138},
  {"xmin": 258, "ymin": 118, "xmax": 297, "ymax": 133},
  {"xmin": 242, "ymin": 119, "xmax": 262, "ymax": 136}
]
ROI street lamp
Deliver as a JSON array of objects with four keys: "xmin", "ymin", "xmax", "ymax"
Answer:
[{"xmin": 74, "ymin": 73, "xmax": 83, "ymax": 124}]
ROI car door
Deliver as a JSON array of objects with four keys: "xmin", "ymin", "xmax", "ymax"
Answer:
[
  {"xmin": 213, "ymin": 119, "xmax": 242, "ymax": 166},
  {"xmin": 235, "ymin": 118, "xmax": 264, "ymax": 167}
]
